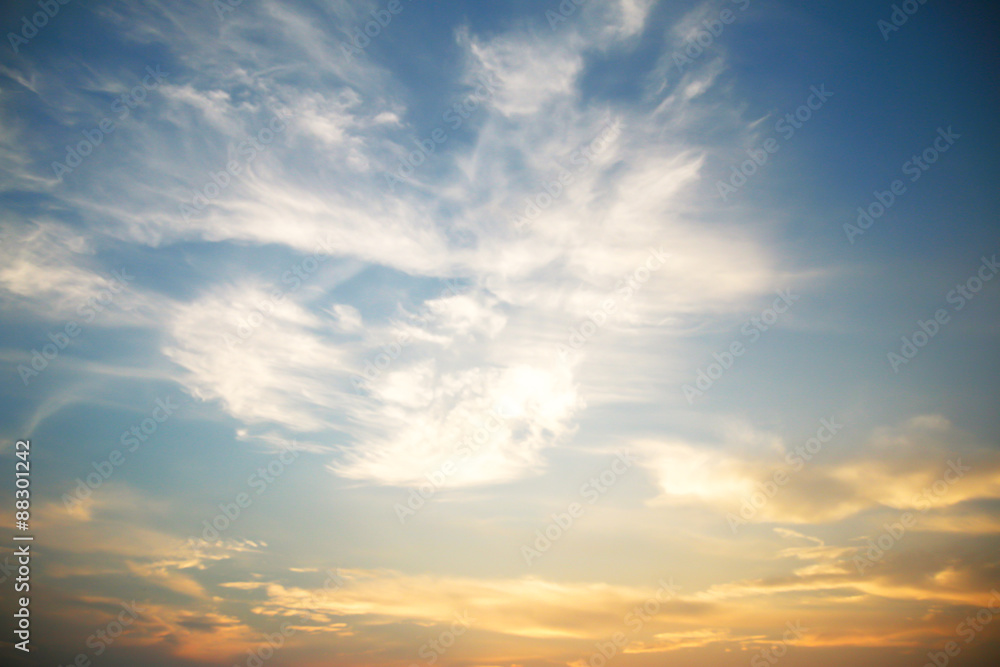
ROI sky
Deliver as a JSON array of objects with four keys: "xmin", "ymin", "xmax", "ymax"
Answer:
[{"xmin": 1, "ymin": 0, "xmax": 1000, "ymax": 666}]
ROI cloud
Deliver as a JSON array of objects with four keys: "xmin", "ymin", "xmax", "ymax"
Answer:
[
  {"xmin": 0, "ymin": 221, "xmax": 141, "ymax": 321},
  {"xmin": 462, "ymin": 30, "xmax": 584, "ymax": 118},
  {"xmin": 59, "ymin": 0, "xmax": 798, "ymax": 495},
  {"xmin": 163, "ymin": 282, "xmax": 356, "ymax": 431},
  {"xmin": 246, "ymin": 568, "xmax": 705, "ymax": 640},
  {"xmin": 640, "ymin": 416, "xmax": 1000, "ymax": 524}
]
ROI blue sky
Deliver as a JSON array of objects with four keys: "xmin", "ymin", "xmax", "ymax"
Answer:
[{"xmin": 2, "ymin": 1, "xmax": 1000, "ymax": 666}]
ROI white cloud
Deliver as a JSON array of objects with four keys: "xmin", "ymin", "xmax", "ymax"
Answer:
[
  {"xmin": 163, "ymin": 284, "xmax": 355, "ymax": 432},
  {"xmin": 2, "ymin": 0, "xmax": 803, "ymax": 492}
]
